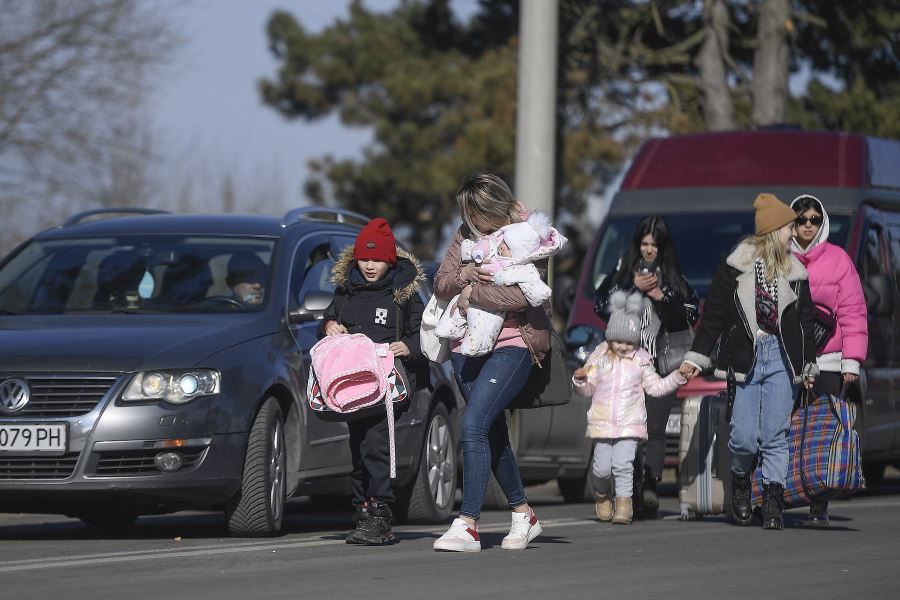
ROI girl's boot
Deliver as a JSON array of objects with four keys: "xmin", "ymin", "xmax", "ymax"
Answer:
[
  {"xmin": 611, "ymin": 497, "xmax": 633, "ymax": 525},
  {"xmin": 761, "ymin": 483, "xmax": 786, "ymax": 530},
  {"xmin": 594, "ymin": 491, "xmax": 613, "ymax": 521}
]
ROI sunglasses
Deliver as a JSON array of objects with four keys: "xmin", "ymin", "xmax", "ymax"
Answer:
[{"xmin": 795, "ymin": 215, "xmax": 823, "ymax": 227}]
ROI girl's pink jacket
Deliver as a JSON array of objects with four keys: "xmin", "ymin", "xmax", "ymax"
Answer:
[{"xmin": 573, "ymin": 342, "xmax": 685, "ymax": 441}]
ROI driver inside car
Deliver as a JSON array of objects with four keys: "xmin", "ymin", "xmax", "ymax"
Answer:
[{"xmin": 226, "ymin": 251, "xmax": 267, "ymax": 307}]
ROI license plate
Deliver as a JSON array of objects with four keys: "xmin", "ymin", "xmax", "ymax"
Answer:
[
  {"xmin": 665, "ymin": 413, "xmax": 681, "ymax": 436},
  {"xmin": 0, "ymin": 424, "xmax": 67, "ymax": 454}
]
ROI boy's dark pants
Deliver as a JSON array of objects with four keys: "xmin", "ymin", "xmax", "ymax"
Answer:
[{"xmin": 348, "ymin": 413, "xmax": 395, "ymax": 505}]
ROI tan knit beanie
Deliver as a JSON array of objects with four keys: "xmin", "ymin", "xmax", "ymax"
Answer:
[{"xmin": 753, "ymin": 193, "xmax": 796, "ymax": 235}]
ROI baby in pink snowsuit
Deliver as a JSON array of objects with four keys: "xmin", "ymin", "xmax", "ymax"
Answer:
[{"xmin": 435, "ymin": 212, "xmax": 566, "ymax": 356}]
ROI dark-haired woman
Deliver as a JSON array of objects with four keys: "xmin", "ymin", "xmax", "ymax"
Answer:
[
  {"xmin": 790, "ymin": 194, "xmax": 868, "ymax": 524},
  {"xmin": 595, "ymin": 215, "xmax": 699, "ymax": 517}
]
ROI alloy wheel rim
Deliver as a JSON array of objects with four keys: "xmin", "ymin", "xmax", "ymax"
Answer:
[
  {"xmin": 269, "ymin": 419, "xmax": 285, "ymax": 522},
  {"xmin": 426, "ymin": 415, "xmax": 453, "ymax": 509}
]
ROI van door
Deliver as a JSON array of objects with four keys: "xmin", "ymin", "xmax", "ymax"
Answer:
[
  {"xmin": 883, "ymin": 216, "xmax": 900, "ymax": 455},
  {"xmin": 856, "ymin": 212, "xmax": 895, "ymax": 452}
]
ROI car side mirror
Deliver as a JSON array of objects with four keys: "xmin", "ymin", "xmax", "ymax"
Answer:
[
  {"xmin": 288, "ymin": 291, "xmax": 333, "ymax": 324},
  {"xmin": 863, "ymin": 273, "xmax": 895, "ymax": 317}
]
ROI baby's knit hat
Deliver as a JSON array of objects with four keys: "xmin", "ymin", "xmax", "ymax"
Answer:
[
  {"xmin": 604, "ymin": 290, "xmax": 644, "ymax": 345},
  {"xmin": 501, "ymin": 212, "xmax": 553, "ymax": 260}
]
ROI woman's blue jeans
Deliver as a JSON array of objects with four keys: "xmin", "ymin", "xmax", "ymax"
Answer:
[
  {"xmin": 729, "ymin": 334, "xmax": 798, "ymax": 485},
  {"xmin": 451, "ymin": 347, "xmax": 533, "ymax": 520}
]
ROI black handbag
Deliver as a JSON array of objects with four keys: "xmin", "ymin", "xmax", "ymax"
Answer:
[
  {"xmin": 509, "ymin": 331, "xmax": 572, "ymax": 410},
  {"xmin": 655, "ymin": 328, "xmax": 695, "ymax": 375},
  {"xmin": 811, "ymin": 302, "xmax": 836, "ymax": 353}
]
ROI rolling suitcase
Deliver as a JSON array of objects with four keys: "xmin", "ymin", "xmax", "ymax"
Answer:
[{"xmin": 678, "ymin": 393, "xmax": 731, "ymax": 519}]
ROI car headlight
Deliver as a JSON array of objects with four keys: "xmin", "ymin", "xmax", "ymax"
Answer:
[
  {"xmin": 123, "ymin": 370, "xmax": 220, "ymax": 404},
  {"xmin": 566, "ymin": 325, "xmax": 605, "ymax": 364}
]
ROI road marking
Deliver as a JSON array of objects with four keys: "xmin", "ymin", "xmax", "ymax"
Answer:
[
  {"xmin": 0, "ymin": 517, "xmax": 596, "ymax": 574},
  {"xmin": 2, "ymin": 499, "xmax": 898, "ymax": 574}
]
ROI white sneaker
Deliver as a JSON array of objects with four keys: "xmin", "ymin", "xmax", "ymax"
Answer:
[
  {"xmin": 433, "ymin": 518, "xmax": 481, "ymax": 552},
  {"xmin": 500, "ymin": 508, "xmax": 542, "ymax": 550}
]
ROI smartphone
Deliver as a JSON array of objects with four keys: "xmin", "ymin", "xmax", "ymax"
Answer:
[{"xmin": 635, "ymin": 259, "xmax": 657, "ymax": 275}]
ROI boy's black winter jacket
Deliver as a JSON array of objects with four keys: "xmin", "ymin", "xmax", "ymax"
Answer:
[
  {"xmin": 317, "ymin": 246, "xmax": 426, "ymax": 389},
  {"xmin": 684, "ymin": 241, "xmax": 819, "ymax": 384}
]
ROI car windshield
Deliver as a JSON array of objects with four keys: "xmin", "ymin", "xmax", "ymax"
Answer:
[
  {"xmin": 0, "ymin": 236, "xmax": 276, "ymax": 314},
  {"xmin": 586, "ymin": 213, "xmax": 850, "ymax": 298}
]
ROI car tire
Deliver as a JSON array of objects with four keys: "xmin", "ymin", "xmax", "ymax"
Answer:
[
  {"xmin": 76, "ymin": 511, "xmax": 139, "ymax": 529},
  {"xmin": 863, "ymin": 462, "xmax": 886, "ymax": 485},
  {"xmin": 225, "ymin": 397, "xmax": 286, "ymax": 537},
  {"xmin": 396, "ymin": 403, "xmax": 457, "ymax": 524},
  {"xmin": 558, "ymin": 471, "xmax": 592, "ymax": 503}
]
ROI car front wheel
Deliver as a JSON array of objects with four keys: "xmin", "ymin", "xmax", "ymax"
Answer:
[
  {"xmin": 225, "ymin": 397, "xmax": 286, "ymax": 536},
  {"xmin": 397, "ymin": 403, "xmax": 456, "ymax": 523}
]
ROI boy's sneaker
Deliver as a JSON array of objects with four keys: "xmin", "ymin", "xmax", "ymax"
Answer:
[
  {"xmin": 433, "ymin": 518, "xmax": 481, "ymax": 552},
  {"xmin": 500, "ymin": 508, "xmax": 542, "ymax": 550},
  {"xmin": 346, "ymin": 499, "xmax": 395, "ymax": 545}
]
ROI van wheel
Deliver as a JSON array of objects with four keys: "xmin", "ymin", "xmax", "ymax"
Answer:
[
  {"xmin": 558, "ymin": 471, "xmax": 592, "ymax": 503},
  {"xmin": 482, "ymin": 475, "xmax": 509, "ymax": 510},
  {"xmin": 225, "ymin": 398, "xmax": 286, "ymax": 536},
  {"xmin": 863, "ymin": 462, "xmax": 886, "ymax": 485},
  {"xmin": 397, "ymin": 404, "xmax": 456, "ymax": 523}
]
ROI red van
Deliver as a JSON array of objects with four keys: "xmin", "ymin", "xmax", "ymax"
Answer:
[{"xmin": 565, "ymin": 130, "xmax": 900, "ymax": 482}]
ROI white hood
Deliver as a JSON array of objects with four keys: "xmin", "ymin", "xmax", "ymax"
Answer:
[{"xmin": 789, "ymin": 194, "xmax": 830, "ymax": 254}]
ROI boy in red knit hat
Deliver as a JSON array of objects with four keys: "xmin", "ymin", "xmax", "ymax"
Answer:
[{"xmin": 318, "ymin": 217, "xmax": 425, "ymax": 545}]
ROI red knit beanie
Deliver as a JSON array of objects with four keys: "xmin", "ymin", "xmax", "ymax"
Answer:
[{"xmin": 354, "ymin": 217, "xmax": 397, "ymax": 264}]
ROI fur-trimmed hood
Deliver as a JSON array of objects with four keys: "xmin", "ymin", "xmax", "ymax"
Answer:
[
  {"xmin": 330, "ymin": 245, "xmax": 425, "ymax": 305},
  {"xmin": 726, "ymin": 240, "xmax": 808, "ymax": 282}
]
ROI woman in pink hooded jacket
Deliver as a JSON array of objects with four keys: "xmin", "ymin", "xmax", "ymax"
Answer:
[{"xmin": 790, "ymin": 193, "xmax": 868, "ymax": 524}]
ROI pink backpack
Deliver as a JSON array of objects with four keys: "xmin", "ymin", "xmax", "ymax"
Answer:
[{"xmin": 307, "ymin": 333, "xmax": 409, "ymax": 477}]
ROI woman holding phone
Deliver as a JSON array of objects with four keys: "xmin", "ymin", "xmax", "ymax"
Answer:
[{"xmin": 594, "ymin": 215, "xmax": 699, "ymax": 517}]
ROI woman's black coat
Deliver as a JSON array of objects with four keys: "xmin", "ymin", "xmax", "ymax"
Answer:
[{"xmin": 683, "ymin": 241, "xmax": 819, "ymax": 383}]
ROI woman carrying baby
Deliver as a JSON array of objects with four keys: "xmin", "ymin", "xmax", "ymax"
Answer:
[{"xmin": 431, "ymin": 173, "xmax": 556, "ymax": 553}]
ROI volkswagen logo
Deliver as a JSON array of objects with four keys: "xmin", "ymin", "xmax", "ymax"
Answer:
[{"xmin": 0, "ymin": 378, "xmax": 30, "ymax": 414}]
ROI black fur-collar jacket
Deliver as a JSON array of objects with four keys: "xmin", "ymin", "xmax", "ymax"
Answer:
[{"xmin": 684, "ymin": 242, "xmax": 819, "ymax": 384}]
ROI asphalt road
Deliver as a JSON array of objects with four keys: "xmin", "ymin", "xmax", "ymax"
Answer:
[{"xmin": 1, "ymin": 470, "xmax": 899, "ymax": 600}]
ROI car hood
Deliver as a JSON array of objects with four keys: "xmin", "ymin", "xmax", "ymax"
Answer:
[{"xmin": 0, "ymin": 313, "xmax": 279, "ymax": 373}]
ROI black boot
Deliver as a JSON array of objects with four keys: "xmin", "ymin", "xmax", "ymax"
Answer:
[
  {"xmin": 346, "ymin": 499, "xmax": 395, "ymax": 545},
  {"xmin": 808, "ymin": 499, "xmax": 830, "ymax": 525},
  {"xmin": 761, "ymin": 483, "xmax": 786, "ymax": 530},
  {"xmin": 729, "ymin": 471, "xmax": 753, "ymax": 526},
  {"xmin": 641, "ymin": 467, "xmax": 660, "ymax": 519}
]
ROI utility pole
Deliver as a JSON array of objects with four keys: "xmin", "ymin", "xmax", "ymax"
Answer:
[{"xmin": 514, "ymin": 0, "xmax": 558, "ymax": 218}]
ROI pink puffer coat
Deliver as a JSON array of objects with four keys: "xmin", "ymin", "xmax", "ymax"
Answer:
[
  {"xmin": 790, "ymin": 195, "xmax": 868, "ymax": 374},
  {"xmin": 574, "ymin": 342, "xmax": 685, "ymax": 440}
]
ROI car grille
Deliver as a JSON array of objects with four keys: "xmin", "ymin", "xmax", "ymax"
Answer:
[
  {"xmin": 93, "ymin": 448, "xmax": 207, "ymax": 476},
  {"xmin": 0, "ymin": 454, "xmax": 80, "ymax": 479},
  {"xmin": 14, "ymin": 375, "xmax": 118, "ymax": 418}
]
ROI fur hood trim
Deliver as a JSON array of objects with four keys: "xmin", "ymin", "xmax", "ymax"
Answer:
[
  {"xmin": 726, "ymin": 240, "xmax": 808, "ymax": 282},
  {"xmin": 330, "ymin": 245, "xmax": 425, "ymax": 305}
]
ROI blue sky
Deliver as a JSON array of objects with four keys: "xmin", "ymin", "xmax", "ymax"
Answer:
[{"xmin": 151, "ymin": 0, "xmax": 399, "ymax": 211}]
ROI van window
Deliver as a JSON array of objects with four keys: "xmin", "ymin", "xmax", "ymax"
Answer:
[{"xmin": 587, "ymin": 214, "xmax": 850, "ymax": 299}]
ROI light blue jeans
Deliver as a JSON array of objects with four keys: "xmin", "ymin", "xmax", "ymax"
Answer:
[
  {"xmin": 451, "ymin": 348, "xmax": 532, "ymax": 520},
  {"xmin": 592, "ymin": 438, "xmax": 639, "ymax": 498},
  {"xmin": 729, "ymin": 334, "xmax": 797, "ymax": 485}
]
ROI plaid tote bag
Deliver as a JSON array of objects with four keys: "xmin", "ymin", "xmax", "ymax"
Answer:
[{"xmin": 752, "ymin": 388, "xmax": 865, "ymax": 508}]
